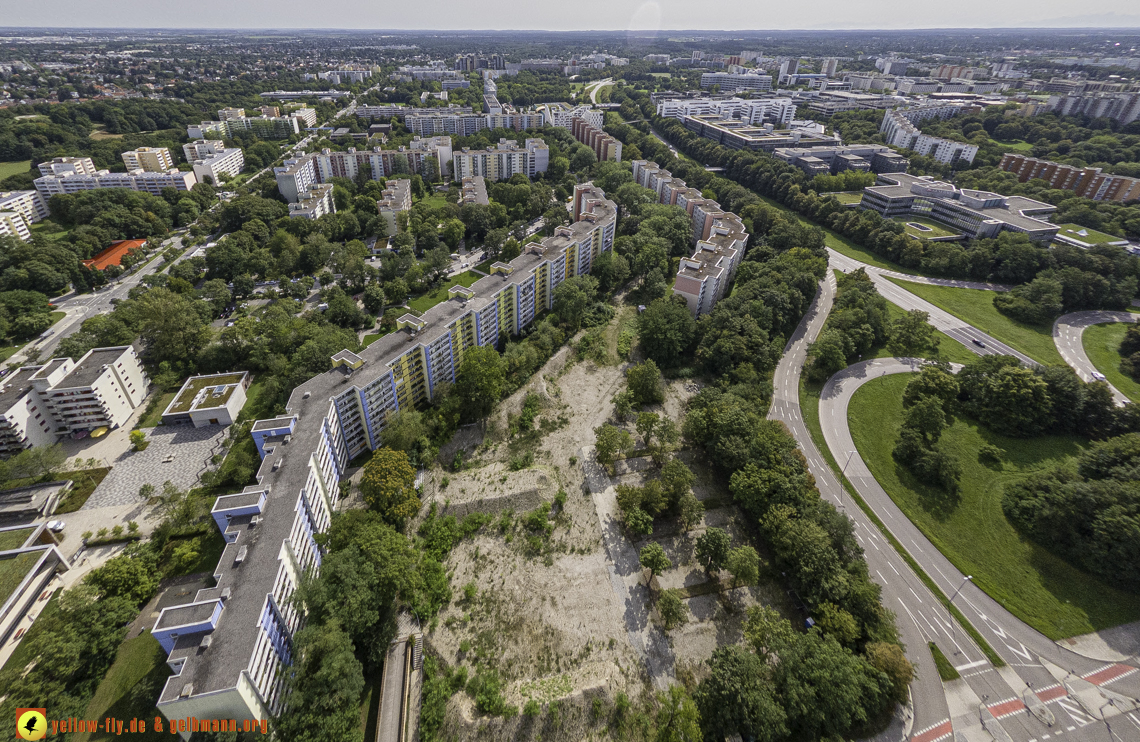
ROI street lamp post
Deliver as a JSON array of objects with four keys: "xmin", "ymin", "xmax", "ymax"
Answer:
[
  {"xmin": 949, "ymin": 574, "xmax": 973, "ymax": 603},
  {"xmin": 839, "ymin": 450, "xmax": 857, "ymax": 510}
]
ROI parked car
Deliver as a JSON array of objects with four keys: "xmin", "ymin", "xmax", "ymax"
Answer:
[{"xmin": 46, "ymin": 520, "xmax": 65, "ymax": 533}]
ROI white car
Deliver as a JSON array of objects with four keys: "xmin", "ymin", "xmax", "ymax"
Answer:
[
  {"xmin": 46, "ymin": 520, "xmax": 65, "ymax": 533},
  {"xmin": 1091, "ymin": 372, "xmax": 1107, "ymax": 382}
]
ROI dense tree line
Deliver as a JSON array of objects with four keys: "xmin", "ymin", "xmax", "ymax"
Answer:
[
  {"xmin": 1003, "ymin": 432, "xmax": 1140, "ymax": 590},
  {"xmin": 1120, "ymin": 325, "xmax": 1140, "ymax": 382},
  {"xmin": 604, "ymin": 96, "xmax": 1140, "ymax": 297}
]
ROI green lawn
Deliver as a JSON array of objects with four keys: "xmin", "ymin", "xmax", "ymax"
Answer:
[
  {"xmin": 0, "ymin": 160, "xmax": 31, "ymax": 180},
  {"xmin": 1083, "ymin": 321, "xmax": 1140, "ymax": 403},
  {"xmin": 830, "ymin": 191, "xmax": 863, "ymax": 205},
  {"xmin": 407, "ymin": 271, "xmax": 482, "ymax": 313},
  {"xmin": 29, "ymin": 221, "xmax": 70, "ymax": 241},
  {"xmin": 161, "ymin": 530, "xmax": 227, "ymax": 577},
  {"xmin": 994, "ymin": 140, "xmax": 1034, "ymax": 153},
  {"xmin": 0, "ymin": 527, "xmax": 34, "ymax": 551},
  {"xmin": 0, "ymin": 551, "xmax": 44, "ymax": 609},
  {"xmin": 137, "ymin": 391, "xmax": 175, "ymax": 428},
  {"xmin": 1054, "ymin": 223, "xmax": 1124, "ymax": 246},
  {"xmin": 474, "ymin": 258, "xmax": 494, "ymax": 274},
  {"xmin": 73, "ymin": 632, "xmax": 171, "ymax": 742},
  {"xmin": 419, "ymin": 192, "xmax": 452, "ymax": 210},
  {"xmin": 884, "ymin": 277, "xmax": 1064, "ymax": 365},
  {"xmin": 894, "ymin": 217, "xmax": 961, "ymax": 240},
  {"xmin": 0, "ymin": 589, "xmax": 59, "ymax": 672},
  {"xmin": 849, "ymin": 374, "xmax": 1140, "ymax": 638}
]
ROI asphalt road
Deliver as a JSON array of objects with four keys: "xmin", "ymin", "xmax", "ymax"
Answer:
[
  {"xmin": 775, "ymin": 252, "xmax": 1140, "ymax": 742},
  {"xmin": 1053, "ymin": 310, "xmax": 1139, "ymax": 405}
]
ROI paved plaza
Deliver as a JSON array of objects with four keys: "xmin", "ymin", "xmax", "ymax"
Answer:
[{"xmin": 82, "ymin": 424, "xmax": 228, "ymax": 509}]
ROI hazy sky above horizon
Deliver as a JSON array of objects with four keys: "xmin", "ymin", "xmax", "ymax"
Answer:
[{"xmin": 2, "ymin": 0, "xmax": 1139, "ymax": 31}]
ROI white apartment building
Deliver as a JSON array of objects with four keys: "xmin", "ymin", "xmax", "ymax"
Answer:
[
  {"xmin": 539, "ymin": 103, "xmax": 603, "ymax": 129},
  {"xmin": 630, "ymin": 159, "xmax": 750, "ymax": 316},
  {"xmin": 880, "ymin": 107, "xmax": 979, "ymax": 165},
  {"xmin": 376, "ymin": 179, "xmax": 412, "ymax": 235},
  {"xmin": 188, "ymin": 109, "xmax": 315, "ymax": 140},
  {"xmin": 0, "ymin": 191, "xmax": 48, "ymax": 225},
  {"xmin": 153, "ymin": 186, "xmax": 619, "ymax": 730},
  {"xmin": 0, "ymin": 347, "xmax": 148, "ymax": 453},
  {"xmin": 37, "ymin": 157, "xmax": 98, "ymax": 178},
  {"xmin": 288, "ymin": 184, "xmax": 335, "ymax": 220},
  {"xmin": 699, "ymin": 72, "xmax": 773, "ymax": 93},
  {"xmin": 0, "ymin": 212, "xmax": 31, "ymax": 241},
  {"xmin": 657, "ymin": 97, "xmax": 796, "ymax": 127},
  {"xmin": 34, "ymin": 168, "xmax": 196, "ymax": 198},
  {"xmin": 183, "ymin": 140, "xmax": 245, "ymax": 186},
  {"xmin": 218, "ymin": 107, "xmax": 246, "ymax": 121},
  {"xmin": 452, "ymin": 138, "xmax": 549, "ymax": 181},
  {"xmin": 274, "ymin": 137, "xmax": 453, "ymax": 204},
  {"xmin": 121, "ymin": 147, "xmax": 174, "ymax": 172}
]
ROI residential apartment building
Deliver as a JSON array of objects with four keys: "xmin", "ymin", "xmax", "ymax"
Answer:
[
  {"xmin": 570, "ymin": 118, "xmax": 622, "ymax": 162},
  {"xmin": 356, "ymin": 105, "xmax": 474, "ymax": 121},
  {"xmin": 0, "ymin": 190, "xmax": 48, "ymax": 225},
  {"xmin": 376, "ymin": 179, "xmax": 412, "ymax": 234},
  {"xmin": 656, "ymin": 96, "xmax": 796, "ymax": 127},
  {"xmin": 121, "ymin": 147, "xmax": 174, "ymax": 172},
  {"xmin": 630, "ymin": 160, "xmax": 750, "ymax": 315},
  {"xmin": 774, "ymin": 145, "xmax": 908, "ymax": 176},
  {"xmin": 288, "ymin": 184, "xmax": 335, "ymax": 220},
  {"xmin": 998, "ymin": 154, "xmax": 1140, "ymax": 203},
  {"xmin": 405, "ymin": 113, "xmax": 488, "ymax": 137},
  {"xmin": 274, "ymin": 137, "xmax": 453, "ymax": 204},
  {"xmin": 458, "ymin": 176, "xmax": 489, "ymax": 206},
  {"xmin": 539, "ymin": 103, "xmax": 603, "ymax": 129},
  {"xmin": 1046, "ymin": 92, "xmax": 1140, "ymax": 125},
  {"xmin": 151, "ymin": 185, "xmax": 619, "ymax": 729},
  {"xmin": 861, "ymin": 173, "xmax": 1059, "ymax": 242},
  {"xmin": 34, "ymin": 160, "xmax": 196, "ymax": 198},
  {"xmin": 0, "ymin": 346, "xmax": 148, "ymax": 455},
  {"xmin": 699, "ymin": 72, "xmax": 773, "ymax": 93},
  {"xmin": 188, "ymin": 109, "xmax": 316, "ymax": 140},
  {"xmin": 452, "ymin": 138, "xmax": 549, "ymax": 181},
  {"xmin": 880, "ymin": 107, "xmax": 979, "ymax": 165},
  {"xmin": 0, "ymin": 211, "xmax": 31, "ymax": 241},
  {"xmin": 182, "ymin": 140, "xmax": 245, "ymax": 186},
  {"xmin": 680, "ymin": 115, "xmax": 841, "ymax": 152}
]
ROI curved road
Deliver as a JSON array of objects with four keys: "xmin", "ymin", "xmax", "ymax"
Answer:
[
  {"xmin": 1053, "ymin": 311, "xmax": 1139, "ymax": 405},
  {"xmin": 772, "ymin": 252, "xmax": 1140, "ymax": 742}
]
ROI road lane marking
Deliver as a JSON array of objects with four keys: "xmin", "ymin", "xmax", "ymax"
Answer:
[{"xmin": 954, "ymin": 659, "xmax": 988, "ymax": 671}]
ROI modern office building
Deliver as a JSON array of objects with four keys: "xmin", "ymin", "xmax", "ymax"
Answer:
[
  {"xmin": 680, "ymin": 115, "xmax": 841, "ymax": 151},
  {"xmin": 657, "ymin": 96, "xmax": 796, "ymax": 127},
  {"xmin": 121, "ymin": 147, "xmax": 174, "ymax": 172},
  {"xmin": 375, "ymin": 179, "xmax": 412, "ymax": 234},
  {"xmin": 152, "ymin": 185, "xmax": 618, "ymax": 729},
  {"xmin": 998, "ymin": 153, "xmax": 1140, "ymax": 203},
  {"xmin": 458, "ymin": 176, "xmax": 489, "ymax": 206},
  {"xmin": 630, "ymin": 159, "xmax": 750, "ymax": 315},
  {"xmin": 861, "ymin": 173, "xmax": 1059, "ymax": 242},
  {"xmin": 288, "ymin": 184, "xmax": 335, "ymax": 220},
  {"xmin": 34, "ymin": 161, "xmax": 196, "ymax": 198},
  {"xmin": 880, "ymin": 107, "xmax": 979, "ymax": 165},
  {"xmin": 452, "ymin": 138, "xmax": 549, "ymax": 181},
  {"xmin": 774, "ymin": 145, "xmax": 908, "ymax": 176},
  {"xmin": 699, "ymin": 72, "xmax": 773, "ymax": 93},
  {"xmin": 182, "ymin": 140, "xmax": 245, "ymax": 186},
  {"xmin": 274, "ymin": 137, "xmax": 453, "ymax": 204},
  {"xmin": 570, "ymin": 118, "xmax": 622, "ymax": 162}
]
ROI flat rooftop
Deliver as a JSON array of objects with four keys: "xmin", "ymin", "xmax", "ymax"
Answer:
[
  {"xmin": 53, "ymin": 347, "xmax": 128, "ymax": 390},
  {"xmin": 166, "ymin": 373, "xmax": 247, "ymax": 414}
]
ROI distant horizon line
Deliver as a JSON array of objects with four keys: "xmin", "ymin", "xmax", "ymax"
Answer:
[{"xmin": 3, "ymin": 25, "xmax": 1140, "ymax": 33}]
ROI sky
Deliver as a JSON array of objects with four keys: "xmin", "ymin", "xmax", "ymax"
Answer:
[{"xmin": 2, "ymin": 0, "xmax": 1140, "ymax": 31}]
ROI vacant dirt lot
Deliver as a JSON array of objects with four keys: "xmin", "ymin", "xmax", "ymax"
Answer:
[{"xmin": 416, "ymin": 314, "xmax": 796, "ymax": 740}]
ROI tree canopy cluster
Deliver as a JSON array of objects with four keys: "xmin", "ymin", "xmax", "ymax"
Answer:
[{"xmin": 1003, "ymin": 432, "xmax": 1140, "ymax": 590}]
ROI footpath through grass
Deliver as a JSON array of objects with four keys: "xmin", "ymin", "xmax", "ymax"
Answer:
[
  {"xmin": 883, "ymin": 277, "xmax": 1064, "ymax": 366},
  {"xmin": 848, "ymin": 373, "xmax": 1140, "ymax": 638},
  {"xmin": 1082, "ymin": 320, "xmax": 1140, "ymax": 404}
]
